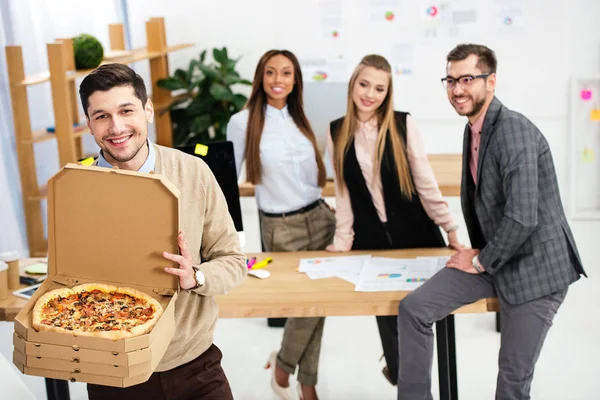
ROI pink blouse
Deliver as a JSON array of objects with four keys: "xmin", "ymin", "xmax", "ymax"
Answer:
[{"xmin": 326, "ymin": 115, "xmax": 456, "ymax": 251}]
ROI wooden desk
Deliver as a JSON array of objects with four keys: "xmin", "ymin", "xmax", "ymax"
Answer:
[
  {"xmin": 218, "ymin": 249, "xmax": 499, "ymax": 318},
  {"xmin": 238, "ymin": 153, "xmax": 463, "ymax": 198},
  {"xmin": 220, "ymin": 248, "xmax": 497, "ymax": 400},
  {"xmin": 0, "ymin": 258, "xmax": 46, "ymax": 322},
  {"xmin": 0, "ymin": 250, "xmax": 498, "ymax": 322},
  {"xmin": 0, "ymin": 259, "xmax": 69, "ymax": 400},
  {"xmin": 0, "ymin": 250, "xmax": 499, "ymax": 321},
  {"xmin": 2, "ymin": 250, "xmax": 498, "ymax": 400}
]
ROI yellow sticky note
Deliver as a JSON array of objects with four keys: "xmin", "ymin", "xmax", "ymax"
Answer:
[
  {"xmin": 591, "ymin": 109, "xmax": 600, "ymax": 121},
  {"xmin": 80, "ymin": 157, "xmax": 95, "ymax": 166},
  {"xmin": 194, "ymin": 144, "xmax": 209, "ymax": 156},
  {"xmin": 582, "ymin": 148, "xmax": 594, "ymax": 163}
]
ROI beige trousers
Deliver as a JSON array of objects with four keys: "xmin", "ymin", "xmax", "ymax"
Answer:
[{"xmin": 259, "ymin": 201, "xmax": 336, "ymax": 386}]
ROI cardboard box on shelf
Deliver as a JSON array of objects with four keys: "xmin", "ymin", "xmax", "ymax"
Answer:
[{"xmin": 13, "ymin": 164, "xmax": 181, "ymax": 387}]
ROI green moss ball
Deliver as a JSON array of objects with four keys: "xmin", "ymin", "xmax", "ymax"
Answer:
[{"xmin": 73, "ymin": 34, "xmax": 104, "ymax": 70}]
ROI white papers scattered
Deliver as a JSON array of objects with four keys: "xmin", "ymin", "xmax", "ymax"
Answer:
[
  {"xmin": 355, "ymin": 257, "xmax": 445, "ymax": 292},
  {"xmin": 299, "ymin": 255, "xmax": 371, "ymax": 277},
  {"xmin": 305, "ymin": 271, "xmax": 358, "ymax": 285},
  {"xmin": 298, "ymin": 255, "xmax": 450, "ymax": 291},
  {"xmin": 417, "ymin": 256, "xmax": 451, "ymax": 268}
]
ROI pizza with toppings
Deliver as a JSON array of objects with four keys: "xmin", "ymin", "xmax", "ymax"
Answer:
[{"xmin": 32, "ymin": 283, "xmax": 163, "ymax": 340}]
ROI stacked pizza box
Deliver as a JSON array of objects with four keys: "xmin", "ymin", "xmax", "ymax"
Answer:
[{"xmin": 12, "ymin": 164, "xmax": 181, "ymax": 387}]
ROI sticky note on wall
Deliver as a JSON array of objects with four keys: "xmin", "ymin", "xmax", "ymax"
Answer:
[
  {"xmin": 194, "ymin": 144, "xmax": 208, "ymax": 156},
  {"xmin": 591, "ymin": 109, "xmax": 600, "ymax": 121},
  {"xmin": 580, "ymin": 89, "xmax": 592, "ymax": 101},
  {"xmin": 581, "ymin": 147, "xmax": 594, "ymax": 163}
]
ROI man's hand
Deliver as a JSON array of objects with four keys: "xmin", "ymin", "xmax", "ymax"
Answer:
[
  {"xmin": 163, "ymin": 231, "xmax": 197, "ymax": 290},
  {"xmin": 446, "ymin": 248, "xmax": 482, "ymax": 274}
]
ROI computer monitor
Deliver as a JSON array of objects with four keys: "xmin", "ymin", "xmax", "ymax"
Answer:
[
  {"xmin": 176, "ymin": 141, "xmax": 244, "ymax": 238},
  {"xmin": 303, "ymin": 81, "xmax": 348, "ymax": 179}
]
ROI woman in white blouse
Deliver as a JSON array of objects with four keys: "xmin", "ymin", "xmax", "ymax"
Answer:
[
  {"xmin": 227, "ymin": 50, "xmax": 334, "ymax": 400},
  {"xmin": 326, "ymin": 54, "xmax": 463, "ymax": 386}
]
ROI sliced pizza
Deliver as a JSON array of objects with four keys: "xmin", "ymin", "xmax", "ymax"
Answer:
[{"xmin": 32, "ymin": 283, "xmax": 163, "ymax": 340}]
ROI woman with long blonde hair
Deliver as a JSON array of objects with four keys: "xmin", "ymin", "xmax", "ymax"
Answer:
[
  {"xmin": 228, "ymin": 50, "xmax": 334, "ymax": 400},
  {"xmin": 326, "ymin": 54, "xmax": 462, "ymax": 384}
]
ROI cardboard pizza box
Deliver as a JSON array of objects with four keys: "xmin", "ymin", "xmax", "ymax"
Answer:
[
  {"xmin": 13, "ymin": 314, "xmax": 174, "ymax": 384},
  {"xmin": 13, "ymin": 164, "xmax": 181, "ymax": 385},
  {"xmin": 12, "ymin": 357, "xmax": 152, "ymax": 387},
  {"xmin": 13, "ymin": 348, "xmax": 151, "ymax": 378},
  {"xmin": 13, "ymin": 332, "xmax": 151, "ymax": 367}
]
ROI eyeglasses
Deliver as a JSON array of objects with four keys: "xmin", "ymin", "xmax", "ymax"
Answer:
[{"xmin": 441, "ymin": 73, "xmax": 491, "ymax": 90}]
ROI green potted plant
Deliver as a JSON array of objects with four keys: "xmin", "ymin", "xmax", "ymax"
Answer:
[{"xmin": 157, "ymin": 47, "xmax": 251, "ymax": 146}]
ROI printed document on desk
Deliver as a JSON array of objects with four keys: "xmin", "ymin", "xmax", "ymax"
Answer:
[
  {"xmin": 299, "ymin": 255, "xmax": 371, "ymax": 278},
  {"xmin": 417, "ymin": 256, "xmax": 451, "ymax": 268},
  {"xmin": 305, "ymin": 271, "xmax": 360, "ymax": 285},
  {"xmin": 355, "ymin": 257, "xmax": 445, "ymax": 292}
]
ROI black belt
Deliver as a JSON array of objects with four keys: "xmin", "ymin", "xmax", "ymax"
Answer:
[{"xmin": 261, "ymin": 199, "xmax": 323, "ymax": 218}]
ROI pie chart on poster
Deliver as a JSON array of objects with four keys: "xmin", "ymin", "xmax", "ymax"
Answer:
[
  {"xmin": 426, "ymin": 6, "xmax": 438, "ymax": 17},
  {"xmin": 313, "ymin": 71, "xmax": 328, "ymax": 81}
]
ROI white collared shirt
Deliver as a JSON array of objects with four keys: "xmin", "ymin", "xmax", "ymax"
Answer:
[{"xmin": 227, "ymin": 105, "xmax": 322, "ymax": 213}]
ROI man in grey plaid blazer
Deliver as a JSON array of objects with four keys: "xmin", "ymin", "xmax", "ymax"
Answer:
[{"xmin": 396, "ymin": 44, "xmax": 586, "ymax": 400}]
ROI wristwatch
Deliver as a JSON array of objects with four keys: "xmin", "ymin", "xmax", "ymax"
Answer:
[
  {"xmin": 189, "ymin": 267, "xmax": 205, "ymax": 290},
  {"xmin": 471, "ymin": 256, "xmax": 484, "ymax": 273}
]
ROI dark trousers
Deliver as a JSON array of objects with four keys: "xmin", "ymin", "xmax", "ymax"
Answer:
[
  {"xmin": 87, "ymin": 344, "xmax": 233, "ymax": 400},
  {"xmin": 397, "ymin": 268, "xmax": 568, "ymax": 400},
  {"xmin": 377, "ymin": 315, "xmax": 399, "ymax": 383}
]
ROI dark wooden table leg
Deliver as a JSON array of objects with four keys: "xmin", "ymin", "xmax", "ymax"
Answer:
[
  {"xmin": 496, "ymin": 312, "xmax": 501, "ymax": 333},
  {"xmin": 45, "ymin": 378, "xmax": 70, "ymax": 400},
  {"xmin": 436, "ymin": 315, "xmax": 458, "ymax": 400}
]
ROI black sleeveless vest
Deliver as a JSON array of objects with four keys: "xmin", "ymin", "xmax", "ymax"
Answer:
[{"xmin": 329, "ymin": 112, "xmax": 445, "ymax": 250}]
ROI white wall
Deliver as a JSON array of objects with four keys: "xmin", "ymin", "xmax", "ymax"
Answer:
[
  {"xmin": 1, "ymin": 0, "xmax": 124, "ymax": 253},
  {"xmin": 3, "ymin": 0, "xmax": 600, "ymax": 253},
  {"xmin": 125, "ymin": 0, "xmax": 600, "ymax": 206}
]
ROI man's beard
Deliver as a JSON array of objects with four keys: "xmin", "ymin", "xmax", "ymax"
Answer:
[
  {"xmin": 453, "ymin": 95, "xmax": 486, "ymax": 117},
  {"xmin": 103, "ymin": 133, "xmax": 145, "ymax": 163},
  {"xmin": 467, "ymin": 97, "xmax": 486, "ymax": 118}
]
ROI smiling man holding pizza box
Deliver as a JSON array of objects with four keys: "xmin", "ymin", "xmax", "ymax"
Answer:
[{"xmin": 78, "ymin": 63, "xmax": 247, "ymax": 400}]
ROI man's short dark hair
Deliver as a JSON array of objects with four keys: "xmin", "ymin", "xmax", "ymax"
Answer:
[
  {"xmin": 446, "ymin": 44, "xmax": 497, "ymax": 74},
  {"xmin": 79, "ymin": 63, "xmax": 148, "ymax": 117}
]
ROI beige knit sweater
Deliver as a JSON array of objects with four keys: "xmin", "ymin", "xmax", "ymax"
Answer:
[{"xmin": 150, "ymin": 144, "xmax": 247, "ymax": 371}]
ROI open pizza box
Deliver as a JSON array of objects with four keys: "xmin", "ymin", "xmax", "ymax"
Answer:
[{"xmin": 13, "ymin": 164, "xmax": 181, "ymax": 386}]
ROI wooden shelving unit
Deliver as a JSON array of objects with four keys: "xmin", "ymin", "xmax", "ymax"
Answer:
[{"xmin": 5, "ymin": 17, "xmax": 193, "ymax": 256}]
